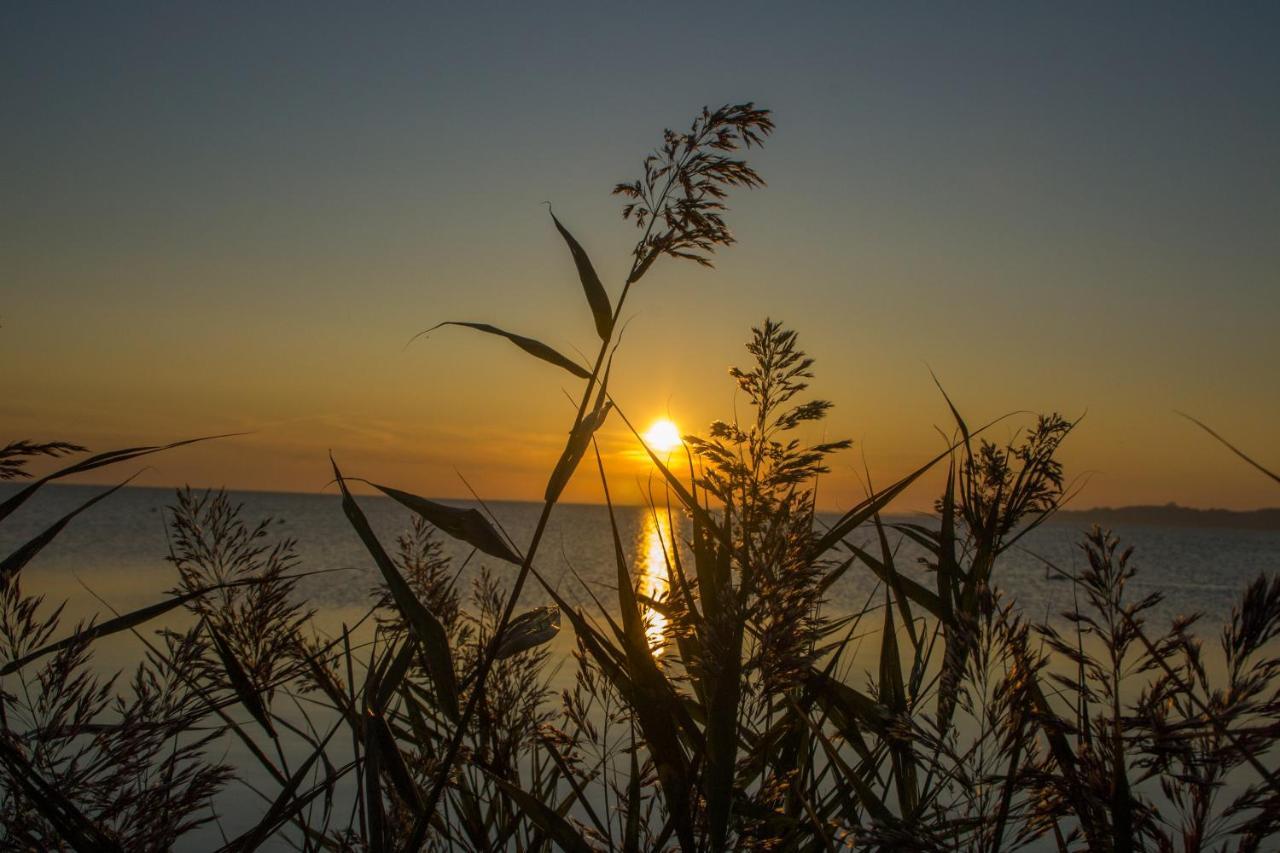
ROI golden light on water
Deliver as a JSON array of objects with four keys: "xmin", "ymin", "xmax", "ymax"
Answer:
[
  {"xmin": 642, "ymin": 418, "xmax": 683, "ymax": 454},
  {"xmin": 637, "ymin": 512, "xmax": 674, "ymax": 656}
]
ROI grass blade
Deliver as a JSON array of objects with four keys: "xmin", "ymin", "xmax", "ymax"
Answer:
[
  {"xmin": 207, "ymin": 620, "xmax": 277, "ymax": 739},
  {"xmin": 625, "ymin": 731, "xmax": 642, "ymax": 853},
  {"xmin": 812, "ymin": 414, "xmax": 1011, "ymax": 559},
  {"xmin": 551, "ymin": 210, "xmax": 613, "ymax": 341},
  {"xmin": 0, "ymin": 476, "xmax": 136, "ymax": 590},
  {"xmin": 595, "ymin": 442, "xmax": 699, "ymax": 852},
  {"xmin": 363, "ymin": 480, "xmax": 521, "ymax": 565},
  {"xmin": 218, "ymin": 721, "xmax": 345, "ymax": 852},
  {"xmin": 494, "ymin": 605, "xmax": 560, "ymax": 659},
  {"xmin": 878, "ymin": 589, "xmax": 918, "ymax": 816},
  {"xmin": 1178, "ymin": 411, "xmax": 1279, "ymax": 484},
  {"xmin": 410, "ymin": 321, "xmax": 590, "ymax": 379},
  {"xmin": 483, "ymin": 770, "xmax": 596, "ymax": 853},
  {"xmin": 546, "ymin": 399, "xmax": 612, "ymax": 504},
  {"xmin": 811, "ymin": 452, "xmax": 948, "ymax": 560},
  {"xmin": 0, "ymin": 433, "xmax": 236, "ymax": 524},
  {"xmin": 2, "ymin": 581, "xmax": 240, "ymax": 675}
]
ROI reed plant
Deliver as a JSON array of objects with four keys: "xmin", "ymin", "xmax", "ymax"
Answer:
[{"xmin": 2, "ymin": 106, "xmax": 1278, "ymax": 852}]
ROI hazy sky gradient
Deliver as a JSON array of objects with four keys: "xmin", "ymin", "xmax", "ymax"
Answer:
[{"xmin": 4, "ymin": 3, "xmax": 1278, "ymax": 510}]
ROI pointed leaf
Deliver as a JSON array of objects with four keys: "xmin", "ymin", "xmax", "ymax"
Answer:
[
  {"xmin": 545, "ymin": 400, "xmax": 612, "ymax": 504},
  {"xmin": 624, "ymin": 735, "xmax": 642, "ymax": 853},
  {"xmin": 840, "ymin": 539, "xmax": 944, "ymax": 620},
  {"xmin": 596, "ymin": 446, "xmax": 698, "ymax": 853},
  {"xmin": 373, "ymin": 634, "xmax": 420, "ymax": 712},
  {"xmin": 366, "ymin": 482, "xmax": 520, "ymax": 565},
  {"xmin": 207, "ymin": 621, "xmax": 276, "ymax": 739},
  {"xmin": 495, "ymin": 605, "xmax": 560, "ymax": 659},
  {"xmin": 811, "ymin": 452, "xmax": 947, "ymax": 560},
  {"xmin": 930, "ymin": 369, "xmax": 970, "ymax": 448},
  {"xmin": 369, "ymin": 710, "xmax": 423, "ymax": 810},
  {"xmin": 551, "ymin": 210, "xmax": 613, "ymax": 341},
  {"xmin": 812, "ymin": 415, "xmax": 1010, "ymax": 558},
  {"xmin": 0, "ymin": 477, "xmax": 135, "ymax": 591},
  {"xmin": 879, "ymin": 590, "xmax": 918, "ymax": 816},
  {"xmin": 872, "ymin": 511, "xmax": 919, "ymax": 650},
  {"xmin": 791, "ymin": 697, "xmax": 894, "ymax": 826},
  {"xmin": 364, "ymin": 710, "xmax": 387, "ymax": 853},
  {"xmin": 413, "ymin": 321, "xmax": 590, "ymax": 379}
]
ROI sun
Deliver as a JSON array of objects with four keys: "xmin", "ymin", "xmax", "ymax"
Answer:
[{"xmin": 642, "ymin": 418, "xmax": 683, "ymax": 453}]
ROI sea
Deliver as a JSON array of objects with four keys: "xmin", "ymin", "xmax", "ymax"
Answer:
[
  {"xmin": 2, "ymin": 483, "xmax": 1278, "ymax": 848},
  {"xmin": 6, "ymin": 484, "xmax": 1276, "ymax": 642}
]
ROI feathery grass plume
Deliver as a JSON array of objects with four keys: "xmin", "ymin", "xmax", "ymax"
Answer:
[
  {"xmin": 948, "ymin": 413, "xmax": 1075, "ymax": 557},
  {"xmin": 0, "ymin": 440, "xmax": 86, "ymax": 482},
  {"xmin": 371, "ymin": 514, "xmax": 464, "ymax": 636},
  {"xmin": 1123, "ymin": 573, "xmax": 1280, "ymax": 849},
  {"xmin": 921, "ymin": 412, "xmax": 1077, "ymax": 738},
  {"xmin": 166, "ymin": 488, "xmax": 313, "ymax": 702},
  {"xmin": 1015, "ymin": 527, "xmax": 1280, "ymax": 851},
  {"xmin": 614, "ymin": 103, "xmax": 773, "ymax": 280},
  {"xmin": 687, "ymin": 319, "xmax": 850, "ymax": 702},
  {"xmin": 0, "ymin": 574, "xmax": 232, "ymax": 849},
  {"xmin": 907, "ymin": 591, "xmax": 1053, "ymax": 850},
  {"xmin": 0, "ymin": 436, "xmax": 243, "ymax": 850},
  {"xmin": 1031, "ymin": 528, "xmax": 1187, "ymax": 849}
]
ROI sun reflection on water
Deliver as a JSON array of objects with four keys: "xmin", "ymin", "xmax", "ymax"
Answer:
[{"xmin": 636, "ymin": 511, "xmax": 675, "ymax": 656}]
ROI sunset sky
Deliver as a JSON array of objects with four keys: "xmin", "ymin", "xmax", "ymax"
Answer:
[{"xmin": 4, "ymin": 3, "xmax": 1277, "ymax": 511}]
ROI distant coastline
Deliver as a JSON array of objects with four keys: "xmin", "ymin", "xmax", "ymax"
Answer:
[{"xmin": 1052, "ymin": 503, "xmax": 1280, "ymax": 531}]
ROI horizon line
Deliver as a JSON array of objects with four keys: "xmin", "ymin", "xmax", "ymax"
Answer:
[{"xmin": 7, "ymin": 481, "xmax": 1278, "ymax": 517}]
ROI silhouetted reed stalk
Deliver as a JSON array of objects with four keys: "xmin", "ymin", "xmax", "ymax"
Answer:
[{"xmin": 394, "ymin": 104, "xmax": 774, "ymax": 844}]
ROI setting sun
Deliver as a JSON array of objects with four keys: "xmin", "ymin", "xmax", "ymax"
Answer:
[{"xmin": 642, "ymin": 418, "xmax": 683, "ymax": 453}]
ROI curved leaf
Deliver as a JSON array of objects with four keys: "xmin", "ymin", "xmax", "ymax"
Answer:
[
  {"xmin": 551, "ymin": 210, "xmax": 613, "ymax": 341},
  {"xmin": 207, "ymin": 621, "xmax": 276, "ymax": 739},
  {"xmin": 0, "ymin": 476, "xmax": 135, "ymax": 591},
  {"xmin": 366, "ymin": 482, "xmax": 520, "ymax": 565},
  {"xmin": 0, "ymin": 433, "xmax": 238, "ymax": 524},
  {"xmin": 495, "ymin": 605, "xmax": 560, "ymax": 659},
  {"xmin": 545, "ymin": 400, "xmax": 612, "ymax": 504},
  {"xmin": 413, "ymin": 322, "xmax": 590, "ymax": 379},
  {"xmin": 2, "ymin": 581, "xmax": 238, "ymax": 676}
]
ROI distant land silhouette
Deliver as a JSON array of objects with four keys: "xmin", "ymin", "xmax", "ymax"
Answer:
[{"xmin": 1053, "ymin": 503, "xmax": 1280, "ymax": 531}]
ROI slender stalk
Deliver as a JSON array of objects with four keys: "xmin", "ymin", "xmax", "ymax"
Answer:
[{"xmin": 410, "ymin": 171, "xmax": 682, "ymax": 840}]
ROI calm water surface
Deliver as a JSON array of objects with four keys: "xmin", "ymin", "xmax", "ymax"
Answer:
[{"xmin": 7, "ymin": 485, "xmax": 1275, "ymax": 632}]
